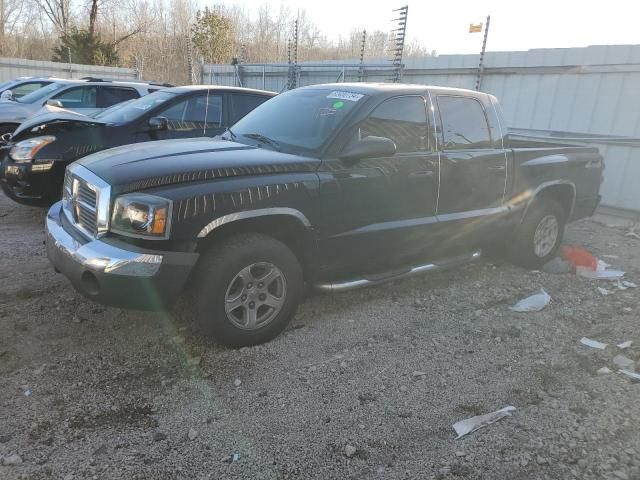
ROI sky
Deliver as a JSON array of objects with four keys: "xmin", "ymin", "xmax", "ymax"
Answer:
[{"xmin": 218, "ymin": 0, "xmax": 640, "ymax": 54}]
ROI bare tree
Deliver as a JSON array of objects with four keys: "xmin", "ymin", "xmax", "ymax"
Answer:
[{"xmin": 36, "ymin": 0, "xmax": 71, "ymax": 34}]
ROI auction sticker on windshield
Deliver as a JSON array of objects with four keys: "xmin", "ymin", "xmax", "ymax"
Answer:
[{"xmin": 327, "ymin": 91, "xmax": 364, "ymax": 102}]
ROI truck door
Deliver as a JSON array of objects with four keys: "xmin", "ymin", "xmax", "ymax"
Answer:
[
  {"xmin": 434, "ymin": 94, "xmax": 508, "ymax": 239},
  {"xmin": 319, "ymin": 95, "xmax": 440, "ymax": 276}
]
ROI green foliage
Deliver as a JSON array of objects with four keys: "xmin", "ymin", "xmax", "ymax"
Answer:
[
  {"xmin": 191, "ymin": 7, "xmax": 234, "ymax": 64},
  {"xmin": 52, "ymin": 28, "xmax": 119, "ymax": 66}
]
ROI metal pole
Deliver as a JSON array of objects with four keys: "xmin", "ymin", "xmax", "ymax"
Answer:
[{"xmin": 475, "ymin": 15, "xmax": 490, "ymax": 91}]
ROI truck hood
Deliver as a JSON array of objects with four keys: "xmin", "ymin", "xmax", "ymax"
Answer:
[
  {"xmin": 12, "ymin": 110, "xmax": 106, "ymax": 139},
  {"xmin": 79, "ymin": 138, "xmax": 320, "ymax": 192}
]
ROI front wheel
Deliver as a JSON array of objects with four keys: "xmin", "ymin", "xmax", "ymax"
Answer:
[
  {"xmin": 194, "ymin": 233, "xmax": 303, "ymax": 347},
  {"xmin": 508, "ymin": 198, "xmax": 566, "ymax": 269}
]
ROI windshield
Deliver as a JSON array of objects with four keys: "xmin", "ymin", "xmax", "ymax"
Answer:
[
  {"xmin": 230, "ymin": 88, "xmax": 363, "ymax": 153},
  {"xmin": 16, "ymin": 82, "xmax": 68, "ymax": 104},
  {"xmin": 95, "ymin": 90, "xmax": 178, "ymax": 123}
]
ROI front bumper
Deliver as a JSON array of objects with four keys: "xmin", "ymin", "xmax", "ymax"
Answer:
[
  {"xmin": 0, "ymin": 150, "xmax": 60, "ymax": 205},
  {"xmin": 45, "ymin": 201, "xmax": 199, "ymax": 311}
]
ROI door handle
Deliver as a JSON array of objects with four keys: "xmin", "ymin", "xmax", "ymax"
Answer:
[
  {"xmin": 409, "ymin": 171, "xmax": 434, "ymax": 179},
  {"xmin": 488, "ymin": 165, "xmax": 506, "ymax": 172}
]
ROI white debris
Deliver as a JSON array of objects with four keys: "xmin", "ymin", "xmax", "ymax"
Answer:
[
  {"xmin": 619, "ymin": 370, "xmax": 640, "ymax": 381},
  {"xmin": 344, "ymin": 444, "xmax": 357, "ymax": 458},
  {"xmin": 622, "ymin": 281, "xmax": 638, "ymax": 288},
  {"xmin": 233, "ymin": 379, "xmax": 242, "ymax": 387},
  {"xmin": 613, "ymin": 355, "xmax": 635, "ymax": 371},
  {"xmin": 510, "ymin": 289, "xmax": 551, "ymax": 312},
  {"xmin": 452, "ymin": 406, "xmax": 516, "ymax": 439},
  {"xmin": 597, "ymin": 367, "xmax": 612, "ymax": 375},
  {"xmin": 576, "ymin": 260, "xmax": 624, "ymax": 280},
  {"xmin": 617, "ymin": 341, "xmax": 633, "ymax": 350},
  {"xmin": 188, "ymin": 428, "xmax": 198, "ymax": 440},
  {"xmin": 1, "ymin": 454, "xmax": 22, "ymax": 466},
  {"xmin": 597, "ymin": 287, "xmax": 612, "ymax": 296},
  {"xmin": 580, "ymin": 337, "xmax": 608, "ymax": 350}
]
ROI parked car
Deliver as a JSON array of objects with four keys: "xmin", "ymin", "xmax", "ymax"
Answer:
[
  {"xmin": 45, "ymin": 83, "xmax": 603, "ymax": 347},
  {"xmin": 0, "ymin": 76, "xmax": 58, "ymax": 102},
  {"xmin": 0, "ymin": 78, "xmax": 167, "ymax": 137},
  {"xmin": 0, "ymin": 86, "xmax": 275, "ymax": 205}
]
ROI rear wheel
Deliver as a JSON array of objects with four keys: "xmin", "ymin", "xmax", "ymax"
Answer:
[
  {"xmin": 194, "ymin": 233, "xmax": 303, "ymax": 347},
  {"xmin": 508, "ymin": 198, "xmax": 566, "ymax": 269}
]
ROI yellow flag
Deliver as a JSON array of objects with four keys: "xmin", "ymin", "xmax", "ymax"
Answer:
[{"xmin": 469, "ymin": 23, "xmax": 483, "ymax": 33}]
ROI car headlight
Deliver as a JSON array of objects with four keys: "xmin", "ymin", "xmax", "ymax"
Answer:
[
  {"xmin": 10, "ymin": 136, "xmax": 55, "ymax": 163},
  {"xmin": 110, "ymin": 193, "xmax": 172, "ymax": 239}
]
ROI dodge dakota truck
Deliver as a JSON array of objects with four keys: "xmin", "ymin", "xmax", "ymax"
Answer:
[{"xmin": 45, "ymin": 83, "xmax": 603, "ymax": 347}]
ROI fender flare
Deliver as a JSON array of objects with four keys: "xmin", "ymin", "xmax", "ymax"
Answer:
[
  {"xmin": 520, "ymin": 180, "xmax": 576, "ymax": 223},
  {"xmin": 197, "ymin": 207, "xmax": 312, "ymax": 238}
]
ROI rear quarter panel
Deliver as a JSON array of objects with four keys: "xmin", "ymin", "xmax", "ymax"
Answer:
[{"xmin": 509, "ymin": 144, "xmax": 603, "ymax": 221}]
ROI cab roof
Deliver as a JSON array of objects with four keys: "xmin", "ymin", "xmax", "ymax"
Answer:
[
  {"xmin": 299, "ymin": 82, "xmax": 488, "ymax": 99},
  {"xmin": 165, "ymin": 85, "xmax": 277, "ymax": 96}
]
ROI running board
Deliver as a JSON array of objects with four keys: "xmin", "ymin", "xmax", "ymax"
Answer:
[{"xmin": 314, "ymin": 249, "xmax": 482, "ymax": 292}]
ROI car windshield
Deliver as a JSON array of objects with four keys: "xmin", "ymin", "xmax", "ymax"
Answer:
[
  {"xmin": 230, "ymin": 88, "xmax": 363, "ymax": 154},
  {"xmin": 16, "ymin": 82, "xmax": 68, "ymax": 104},
  {"xmin": 95, "ymin": 90, "xmax": 178, "ymax": 123}
]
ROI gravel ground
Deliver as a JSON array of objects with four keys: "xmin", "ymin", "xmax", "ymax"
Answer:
[{"xmin": 1, "ymin": 193, "xmax": 640, "ymax": 480}]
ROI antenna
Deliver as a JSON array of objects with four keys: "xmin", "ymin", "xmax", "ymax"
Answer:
[
  {"xmin": 358, "ymin": 30, "xmax": 367, "ymax": 82},
  {"xmin": 388, "ymin": 5, "xmax": 408, "ymax": 83}
]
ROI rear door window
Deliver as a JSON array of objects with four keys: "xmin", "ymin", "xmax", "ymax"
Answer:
[
  {"xmin": 436, "ymin": 96, "xmax": 491, "ymax": 150},
  {"xmin": 230, "ymin": 94, "xmax": 270, "ymax": 124},
  {"xmin": 97, "ymin": 87, "xmax": 140, "ymax": 108},
  {"xmin": 52, "ymin": 86, "xmax": 97, "ymax": 108}
]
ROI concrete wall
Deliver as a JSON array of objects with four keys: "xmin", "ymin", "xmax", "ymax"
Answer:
[
  {"xmin": 0, "ymin": 57, "xmax": 137, "ymax": 82},
  {"xmin": 202, "ymin": 45, "xmax": 640, "ymax": 213}
]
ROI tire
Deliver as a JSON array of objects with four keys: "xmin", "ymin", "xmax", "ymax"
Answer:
[
  {"xmin": 194, "ymin": 233, "xmax": 303, "ymax": 347},
  {"xmin": 507, "ymin": 198, "xmax": 566, "ymax": 269}
]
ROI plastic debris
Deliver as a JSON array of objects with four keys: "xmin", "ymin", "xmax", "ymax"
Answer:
[
  {"xmin": 617, "ymin": 341, "xmax": 633, "ymax": 350},
  {"xmin": 510, "ymin": 289, "xmax": 551, "ymax": 312},
  {"xmin": 597, "ymin": 287, "xmax": 612, "ymax": 296},
  {"xmin": 576, "ymin": 260, "xmax": 624, "ymax": 280},
  {"xmin": 563, "ymin": 246, "xmax": 597, "ymax": 271},
  {"xmin": 613, "ymin": 355, "xmax": 635, "ymax": 370},
  {"xmin": 562, "ymin": 246, "xmax": 625, "ymax": 280},
  {"xmin": 621, "ymin": 281, "xmax": 638, "ymax": 289},
  {"xmin": 222, "ymin": 453, "xmax": 240, "ymax": 463},
  {"xmin": 580, "ymin": 337, "xmax": 608, "ymax": 350},
  {"xmin": 597, "ymin": 367, "xmax": 612, "ymax": 375},
  {"xmin": 619, "ymin": 370, "xmax": 640, "ymax": 381},
  {"xmin": 452, "ymin": 406, "xmax": 516, "ymax": 439}
]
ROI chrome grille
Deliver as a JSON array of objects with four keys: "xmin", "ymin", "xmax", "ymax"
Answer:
[
  {"xmin": 73, "ymin": 177, "xmax": 98, "ymax": 236},
  {"xmin": 62, "ymin": 164, "xmax": 111, "ymax": 239}
]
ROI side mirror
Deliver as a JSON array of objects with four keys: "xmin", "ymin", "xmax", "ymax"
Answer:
[
  {"xmin": 148, "ymin": 116, "xmax": 168, "ymax": 131},
  {"xmin": 0, "ymin": 90, "xmax": 13, "ymax": 101},
  {"xmin": 46, "ymin": 99, "xmax": 64, "ymax": 108},
  {"xmin": 340, "ymin": 135, "xmax": 397, "ymax": 162}
]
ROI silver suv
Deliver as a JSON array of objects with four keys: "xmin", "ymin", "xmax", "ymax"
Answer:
[{"xmin": 0, "ymin": 78, "xmax": 168, "ymax": 137}]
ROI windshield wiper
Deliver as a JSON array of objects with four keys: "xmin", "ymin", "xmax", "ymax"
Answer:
[
  {"xmin": 222, "ymin": 127, "xmax": 237, "ymax": 141},
  {"xmin": 242, "ymin": 132, "xmax": 281, "ymax": 151}
]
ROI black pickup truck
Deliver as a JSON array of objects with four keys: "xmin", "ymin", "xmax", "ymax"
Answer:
[{"xmin": 45, "ymin": 83, "xmax": 603, "ymax": 347}]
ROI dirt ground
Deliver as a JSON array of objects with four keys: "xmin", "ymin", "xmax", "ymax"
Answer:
[{"xmin": 1, "ymin": 193, "xmax": 640, "ymax": 480}]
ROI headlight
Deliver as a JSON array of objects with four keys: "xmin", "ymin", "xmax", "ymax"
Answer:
[
  {"xmin": 10, "ymin": 136, "xmax": 55, "ymax": 163},
  {"xmin": 110, "ymin": 193, "xmax": 172, "ymax": 239}
]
